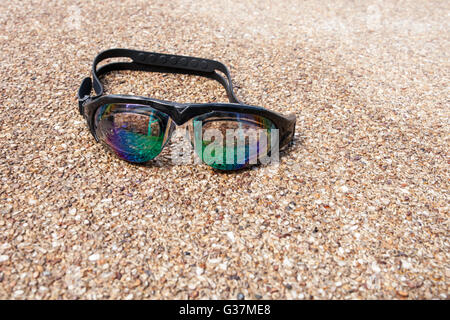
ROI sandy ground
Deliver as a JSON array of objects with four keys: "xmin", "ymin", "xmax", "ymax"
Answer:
[{"xmin": 0, "ymin": 0, "xmax": 448, "ymax": 299}]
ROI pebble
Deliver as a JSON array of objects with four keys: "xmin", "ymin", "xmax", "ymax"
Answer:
[
  {"xmin": 196, "ymin": 267, "xmax": 204, "ymax": 276},
  {"xmin": 371, "ymin": 262, "xmax": 381, "ymax": 273},
  {"xmin": 14, "ymin": 290, "xmax": 24, "ymax": 296},
  {"xmin": 396, "ymin": 290, "xmax": 409, "ymax": 298},
  {"xmin": 88, "ymin": 254, "xmax": 100, "ymax": 262},
  {"xmin": 226, "ymin": 232, "xmax": 235, "ymax": 243}
]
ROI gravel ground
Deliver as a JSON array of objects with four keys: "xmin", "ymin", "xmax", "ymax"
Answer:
[{"xmin": 0, "ymin": 0, "xmax": 448, "ymax": 299}]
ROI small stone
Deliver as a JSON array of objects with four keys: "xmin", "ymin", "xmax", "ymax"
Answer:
[
  {"xmin": 229, "ymin": 274, "xmax": 240, "ymax": 280},
  {"xmin": 0, "ymin": 242, "xmax": 11, "ymax": 250},
  {"xmin": 337, "ymin": 260, "xmax": 346, "ymax": 267},
  {"xmin": 226, "ymin": 232, "xmax": 235, "ymax": 242},
  {"xmin": 283, "ymin": 257, "xmax": 293, "ymax": 267},
  {"xmin": 397, "ymin": 290, "xmax": 408, "ymax": 298},
  {"xmin": 0, "ymin": 255, "xmax": 9, "ymax": 263},
  {"xmin": 237, "ymin": 293, "xmax": 245, "ymax": 300},
  {"xmin": 219, "ymin": 263, "xmax": 228, "ymax": 271},
  {"xmin": 401, "ymin": 260, "xmax": 412, "ymax": 269},
  {"xmin": 407, "ymin": 280, "xmax": 423, "ymax": 289},
  {"xmin": 38, "ymin": 286, "xmax": 48, "ymax": 293},
  {"xmin": 286, "ymin": 201, "xmax": 296, "ymax": 210},
  {"xmin": 371, "ymin": 262, "xmax": 381, "ymax": 273},
  {"xmin": 14, "ymin": 290, "xmax": 24, "ymax": 296},
  {"xmin": 111, "ymin": 211, "xmax": 120, "ymax": 217},
  {"xmin": 130, "ymin": 279, "xmax": 141, "ymax": 288},
  {"xmin": 196, "ymin": 267, "xmax": 204, "ymax": 276},
  {"xmin": 88, "ymin": 253, "xmax": 100, "ymax": 261}
]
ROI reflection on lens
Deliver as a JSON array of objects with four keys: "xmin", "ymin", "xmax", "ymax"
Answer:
[
  {"xmin": 94, "ymin": 103, "xmax": 171, "ymax": 163},
  {"xmin": 190, "ymin": 112, "xmax": 277, "ymax": 170}
]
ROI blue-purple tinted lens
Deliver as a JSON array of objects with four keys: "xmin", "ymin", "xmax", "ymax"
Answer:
[{"xmin": 94, "ymin": 104, "xmax": 171, "ymax": 163}]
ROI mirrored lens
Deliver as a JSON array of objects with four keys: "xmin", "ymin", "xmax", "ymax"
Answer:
[
  {"xmin": 94, "ymin": 103, "xmax": 172, "ymax": 163},
  {"xmin": 190, "ymin": 112, "xmax": 277, "ymax": 170}
]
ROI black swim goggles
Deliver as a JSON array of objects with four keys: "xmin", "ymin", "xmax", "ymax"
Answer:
[{"xmin": 77, "ymin": 48, "xmax": 296, "ymax": 170}]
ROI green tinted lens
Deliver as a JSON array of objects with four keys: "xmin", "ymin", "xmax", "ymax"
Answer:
[{"xmin": 190, "ymin": 112, "xmax": 276, "ymax": 170}]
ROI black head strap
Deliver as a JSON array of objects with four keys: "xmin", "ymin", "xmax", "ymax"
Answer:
[{"xmin": 78, "ymin": 48, "xmax": 241, "ymax": 112}]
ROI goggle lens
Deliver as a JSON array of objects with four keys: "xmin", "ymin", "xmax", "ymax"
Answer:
[
  {"xmin": 94, "ymin": 103, "xmax": 172, "ymax": 163},
  {"xmin": 190, "ymin": 112, "xmax": 277, "ymax": 170}
]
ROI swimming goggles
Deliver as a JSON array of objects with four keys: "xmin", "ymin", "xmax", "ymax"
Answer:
[{"xmin": 77, "ymin": 48, "xmax": 296, "ymax": 170}]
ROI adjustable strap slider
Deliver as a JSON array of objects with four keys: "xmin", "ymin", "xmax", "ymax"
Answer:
[
  {"xmin": 78, "ymin": 77, "xmax": 93, "ymax": 115},
  {"xmin": 78, "ymin": 95, "xmax": 90, "ymax": 115}
]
